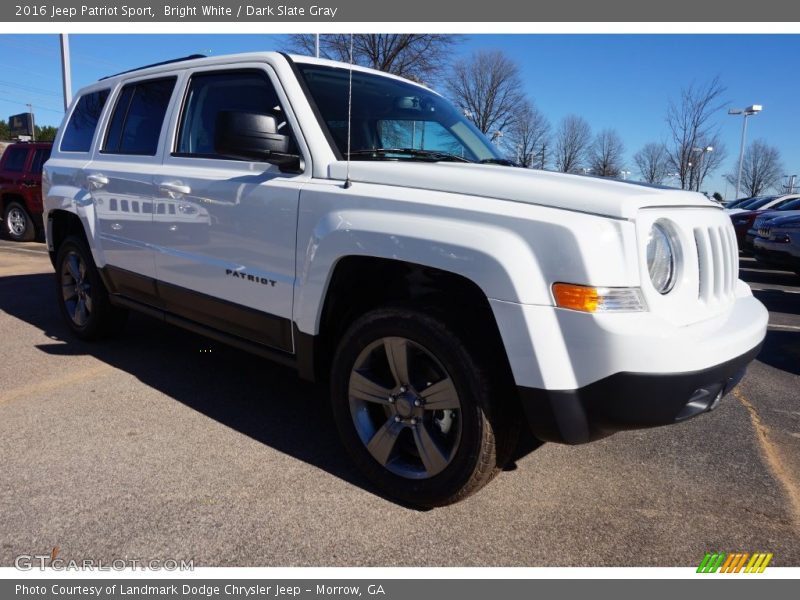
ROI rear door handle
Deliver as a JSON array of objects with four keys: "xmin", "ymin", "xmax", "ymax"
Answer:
[
  {"xmin": 86, "ymin": 173, "xmax": 109, "ymax": 189},
  {"xmin": 159, "ymin": 181, "xmax": 191, "ymax": 197}
]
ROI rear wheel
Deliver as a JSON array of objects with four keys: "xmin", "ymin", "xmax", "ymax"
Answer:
[
  {"xmin": 4, "ymin": 201, "xmax": 35, "ymax": 242},
  {"xmin": 55, "ymin": 235, "xmax": 128, "ymax": 339},
  {"xmin": 330, "ymin": 307, "xmax": 516, "ymax": 507}
]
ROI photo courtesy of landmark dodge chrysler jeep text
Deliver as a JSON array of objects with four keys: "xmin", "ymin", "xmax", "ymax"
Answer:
[{"xmin": 42, "ymin": 52, "xmax": 768, "ymax": 507}]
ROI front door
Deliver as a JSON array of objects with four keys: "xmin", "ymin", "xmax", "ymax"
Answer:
[{"xmin": 153, "ymin": 66, "xmax": 308, "ymax": 352}]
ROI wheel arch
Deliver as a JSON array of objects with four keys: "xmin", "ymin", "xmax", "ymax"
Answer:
[
  {"xmin": 302, "ymin": 255, "xmax": 517, "ymax": 395},
  {"xmin": 47, "ymin": 209, "xmax": 90, "ymax": 268}
]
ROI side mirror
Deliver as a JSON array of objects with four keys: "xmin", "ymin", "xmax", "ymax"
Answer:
[{"xmin": 214, "ymin": 111, "xmax": 301, "ymax": 170}]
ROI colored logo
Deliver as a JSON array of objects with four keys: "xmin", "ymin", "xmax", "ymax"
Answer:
[{"xmin": 697, "ymin": 552, "xmax": 773, "ymax": 573}]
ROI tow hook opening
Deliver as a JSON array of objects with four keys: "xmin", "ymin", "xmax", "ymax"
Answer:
[{"xmin": 675, "ymin": 384, "xmax": 724, "ymax": 422}]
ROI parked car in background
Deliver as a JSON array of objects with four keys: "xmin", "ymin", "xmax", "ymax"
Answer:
[
  {"xmin": 726, "ymin": 194, "xmax": 799, "ymax": 217},
  {"xmin": 730, "ymin": 195, "xmax": 800, "ymax": 253},
  {"xmin": 0, "ymin": 141, "xmax": 52, "ymax": 241},
  {"xmin": 753, "ymin": 214, "xmax": 800, "ymax": 276},
  {"xmin": 723, "ymin": 197, "xmax": 755, "ymax": 209},
  {"xmin": 742, "ymin": 199, "xmax": 800, "ymax": 254}
]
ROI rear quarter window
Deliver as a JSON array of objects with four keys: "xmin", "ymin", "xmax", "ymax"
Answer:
[{"xmin": 60, "ymin": 89, "xmax": 110, "ymax": 152}]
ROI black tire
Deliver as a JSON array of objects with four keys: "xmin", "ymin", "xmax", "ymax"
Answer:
[
  {"xmin": 4, "ymin": 201, "xmax": 35, "ymax": 242},
  {"xmin": 55, "ymin": 235, "xmax": 128, "ymax": 340},
  {"xmin": 330, "ymin": 307, "xmax": 517, "ymax": 508}
]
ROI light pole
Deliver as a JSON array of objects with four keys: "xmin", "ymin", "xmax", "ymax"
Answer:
[
  {"xmin": 620, "ymin": 170, "xmax": 631, "ymax": 181},
  {"xmin": 691, "ymin": 146, "xmax": 714, "ymax": 192},
  {"xmin": 26, "ymin": 103, "xmax": 35, "ymax": 141},
  {"xmin": 60, "ymin": 33, "xmax": 72, "ymax": 112},
  {"xmin": 728, "ymin": 104, "xmax": 762, "ymax": 199}
]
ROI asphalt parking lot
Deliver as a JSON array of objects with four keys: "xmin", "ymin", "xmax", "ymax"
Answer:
[{"xmin": 0, "ymin": 239, "xmax": 798, "ymax": 567}]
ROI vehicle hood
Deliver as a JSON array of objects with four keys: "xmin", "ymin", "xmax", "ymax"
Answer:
[
  {"xmin": 769, "ymin": 212, "xmax": 800, "ymax": 228},
  {"xmin": 328, "ymin": 161, "xmax": 715, "ymax": 220}
]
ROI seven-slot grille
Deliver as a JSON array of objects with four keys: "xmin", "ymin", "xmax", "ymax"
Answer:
[{"xmin": 693, "ymin": 224, "xmax": 737, "ymax": 303}]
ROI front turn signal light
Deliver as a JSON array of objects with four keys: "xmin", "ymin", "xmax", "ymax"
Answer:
[{"xmin": 552, "ymin": 283, "xmax": 646, "ymax": 313}]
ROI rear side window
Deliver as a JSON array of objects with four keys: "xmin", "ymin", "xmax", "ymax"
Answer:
[
  {"xmin": 60, "ymin": 89, "xmax": 110, "ymax": 152},
  {"xmin": 2, "ymin": 147, "xmax": 29, "ymax": 172},
  {"xmin": 103, "ymin": 77, "xmax": 176, "ymax": 156},
  {"xmin": 176, "ymin": 70, "xmax": 290, "ymax": 158},
  {"xmin": 31, "ymin": 148, "xmax": 51, "ymax": 173}
]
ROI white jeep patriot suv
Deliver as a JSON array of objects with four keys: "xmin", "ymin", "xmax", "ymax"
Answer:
[{"xmin": 43, "ymin": 52, "xmax": 768, "ymax": 507}]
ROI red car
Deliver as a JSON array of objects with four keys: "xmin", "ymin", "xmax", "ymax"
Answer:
[
  {"xmin": 729, "ymin": 194, "xmax": 800, "ymax": 253},
  {"xmin": 0, "ymin": 141, "xmax": 52, "ymax": 241}
]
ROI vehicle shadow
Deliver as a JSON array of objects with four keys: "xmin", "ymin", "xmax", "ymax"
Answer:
[
  {"xmin": 0, "ymin": 271, "xmax": 541, "ymax": 507},
  {"xmin": 739, "ymin": 260, "xmax": 799, "ymax": 288},
  {"xmin": 756, "ymin": 330, "xmax": 800, "ymax": 377}
]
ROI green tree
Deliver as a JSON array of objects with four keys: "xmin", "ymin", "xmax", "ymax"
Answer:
[
  {"xmin": 0, "ymin": 119, "xmax": 9, "ymax": 141},
  {"xmin": 35, "ymin": 125, "xmax": 58, "ymax": 142}
]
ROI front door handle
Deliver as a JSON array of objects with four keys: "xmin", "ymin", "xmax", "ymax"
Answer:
[
  {"xmin": 86, "ymin": 173, "xmax": 109, "ymax": 189},
  {"xmin": 159, "ymin": 181, "xmax": 192, "ymax": 197}
]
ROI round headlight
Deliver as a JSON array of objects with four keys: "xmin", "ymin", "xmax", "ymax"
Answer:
[{"xmin": 646, "ymin": 222, "xmax": 676, "ymax": 294}]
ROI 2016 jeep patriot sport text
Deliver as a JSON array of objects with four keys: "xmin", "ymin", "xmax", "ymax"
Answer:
[{"xmin": 43, "ymin": 52, "xmax": 768, "ymax": 506}]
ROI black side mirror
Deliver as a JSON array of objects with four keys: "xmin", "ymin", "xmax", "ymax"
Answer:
[{"xmin": 214, "ymin": 111, "xmax": 301, "ymax": 170}]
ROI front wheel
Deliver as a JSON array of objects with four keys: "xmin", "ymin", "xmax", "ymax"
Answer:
[
  {"xmin": 330, "ymin": 307, "xmax": 516, "ymax": 507},
  {"xmin": 4, "ymin": 201, "xmax": 35, "ymax": 241},
  {"xmin": 55, "ymin": 235, "xmax": 128, "ymax": 339}
]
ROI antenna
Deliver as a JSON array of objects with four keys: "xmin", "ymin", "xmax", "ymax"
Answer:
[{"xmin": 343, "ymin": 33, "xmax": 353, "ymax": 189}]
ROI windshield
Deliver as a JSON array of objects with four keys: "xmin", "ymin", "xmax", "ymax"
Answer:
[
  {"xmin": 296, "ymin": 63, "xmax": 504, "ymax": 163},
  {"xmin": 773, "ymin": 197, "xmax": 800, "ymax": 210},
  {"xmin": 739, "ymin": 196, "xmax": 777, "ymax": 210}
]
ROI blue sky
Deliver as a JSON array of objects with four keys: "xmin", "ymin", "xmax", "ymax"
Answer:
[{"xmin": 1, "ymin": 33, "xmax": 797, "ymax": 197}]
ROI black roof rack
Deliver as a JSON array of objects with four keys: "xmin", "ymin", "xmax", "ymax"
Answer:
[{"xmin": 100, "ymin": 54, "xmax": 206, "ymax": 80}]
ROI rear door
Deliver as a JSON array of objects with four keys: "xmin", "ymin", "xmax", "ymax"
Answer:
[
  {"xmin": 86, "ymin": 75, "xmax": 179, "ymax": 303},
  {"xmin": 27, "ymin": 146, "xmax": 51, "ymax": 215},
  {"xmin": 152, "ymin": 64, "xmax": 309, "ymax": 352}
]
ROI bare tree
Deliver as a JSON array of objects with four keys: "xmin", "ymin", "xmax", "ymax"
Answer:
[
  {"xmin": 445, "ymin": 50, "xmax": 526, "ymax": 136},
  {"xmin": 725, "ymin": 139, "xmax": 784, "ymax": 197},
  {"xmin": 589, "ymin": 129, "xmax": 625, "ymax": 177},
  {"xmin": 634, "ymin": 142, "xmax": 670, "ymax": 184},
  {"xmin": 554, "ymin": 115, "xmax": 592, "ymax": 173},
  {"xmin": 286, "ymin": 34, "xmax": 458, "ymax": 83},
  {"xmin": 665, "ymin": 77, "xmax": 728, "ymax": 191},
  {"xmin": 507, "ymin": 100, "xmax": 551, "ymax": 168}
]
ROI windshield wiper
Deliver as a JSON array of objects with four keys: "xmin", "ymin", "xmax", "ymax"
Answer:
[
  {"xmin": 347, "ymin": 148, "xmax": 472, "ymax": 163},
  {"xmin": 478, "ymin": 158, "xmax": 517, "ymax": 167}
]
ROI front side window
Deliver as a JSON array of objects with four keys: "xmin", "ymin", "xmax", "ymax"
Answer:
[
  {"xmin": 60, "ymin": 89, "xmax": 109, "ymax": 152},
  {"xmin": 31, "ymin": 148, "xmax": 51, "ymax": 173},
  {"xmin": 103, "ymin": 77, "xmax": 176, "ymax": 156},
  {"xmin": 176, "ymin": 70, "xmax": 292, "ymax": 158},
  {"xmin": 296, "ymin": 63, "xmax": 502, "ymax": 163},
  {"xmin": 2, "ymin": 147, "xmax": 29, "ymax": 172}
]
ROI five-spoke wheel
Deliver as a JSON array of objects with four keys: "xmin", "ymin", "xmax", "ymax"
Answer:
[
  {"xmin": 349, "ymin": 336, "xmax": 462, "ymax": 479},
  {"xmin": 4, "ymin": 202, "xmax": 35, "ymax": 242},
  {"xmin": 55, "ymin": 235, "xmax": 127, "ymax": 339},
  {"xmin": 331, "ymin": 307, "xmax": 516, "ymax": 507}
]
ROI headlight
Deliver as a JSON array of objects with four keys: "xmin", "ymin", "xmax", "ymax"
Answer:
[{"xmin": 646, "ymin": 222, "xmax": 676, "ymax": 294}]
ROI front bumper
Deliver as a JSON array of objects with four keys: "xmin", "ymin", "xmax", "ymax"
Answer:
[{"xmin": 518, "ymin": 342, "xmax": 762, "ymax": 444}]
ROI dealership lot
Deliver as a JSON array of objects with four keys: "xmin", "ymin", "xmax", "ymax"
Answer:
[{"xmin": 0, "ymin": 240, "xmax": 798, "ymax": 567}]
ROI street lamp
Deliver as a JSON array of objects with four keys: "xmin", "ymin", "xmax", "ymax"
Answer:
[
  {"xmin": 691, "ymin": 146, "xmax": 714, "ymax": 192},
  {"xmin": 729, "ymin": 104, "xmax": 762, "ymax": 199},
  {"xmin": 620, "ymin": 170, "xmax": 631, "ymax": 181}
]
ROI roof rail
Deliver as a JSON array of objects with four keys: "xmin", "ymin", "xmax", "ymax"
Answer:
[{"xmin": 100, "ymin": 54, "xmax": 206, "ymax": 80}]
